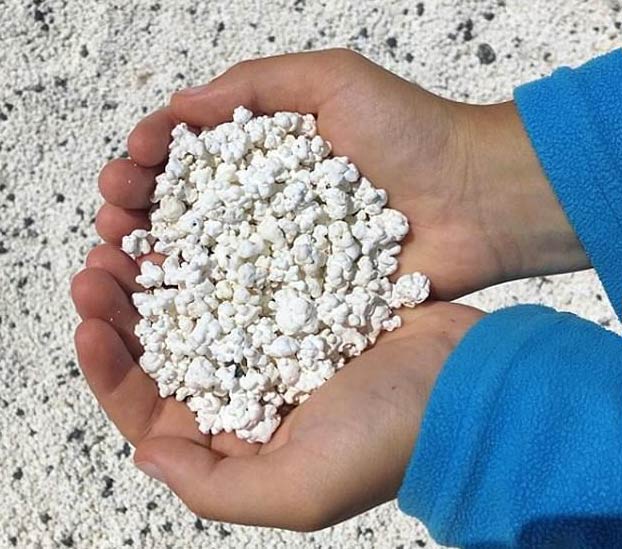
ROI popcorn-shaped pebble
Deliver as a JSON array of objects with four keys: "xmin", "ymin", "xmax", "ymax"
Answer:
[
  {"xmin": 136, "ymin": 261, "xmax": 165, "ymax": 289},
  {"xmin": 127, "ymin": 107, "xmax": 430, "ymax": 443},
  {"xmin": 121, "ymin": 229, "xmax": 152, "ymax": 258},
  {"xmin": 264, "ymin": 335, "xmax": 300, "ymax": 358},
  {"xmin": 390, "ymin": 273, "xmax": 431, "ymax": 308}
]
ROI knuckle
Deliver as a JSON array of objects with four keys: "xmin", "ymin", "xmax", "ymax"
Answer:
[
  {"xmin": 185, "ymin": 499, "xmax": 209, "ymax": 519},
  {"xmin": 70, "ymin": 268, "xmax": 97, "ymax": 303},
  {"xmin": 85, "ymin": 244, "xmax": 106, "ymax": 267},
  {"xmin": 290, "ymin": 505, "xmax": 330, "ymax": 532},
  {"xmin": 325, "ymin": 47, "xmax": 360, "ymax": 65},
  {"xmin": 227, "ymin": 58, "xmax": 255, "ymax": 76}
]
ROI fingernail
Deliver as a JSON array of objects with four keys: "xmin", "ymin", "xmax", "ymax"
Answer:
[
  {"xmin": 136, "ymin": 461, "xmax": 166, "ymax": 484},
  {"xmin": 175, "ymin": 84, "xmax": 211, "ymax": 96}
]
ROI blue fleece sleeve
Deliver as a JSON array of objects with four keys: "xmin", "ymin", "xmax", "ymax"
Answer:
[
  {"xmin": 396, "ymin": 51, "xmax": 622, "ymax": 546},
  {"xmin": 514, "ymin": 49, "xmax": 622, "ymax": 317},
  {"xmin": 398, "ymin": 305, "xmax": 622, "ymax": 548}
]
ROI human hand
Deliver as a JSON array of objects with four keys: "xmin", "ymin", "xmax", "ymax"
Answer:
[
  {"xmin": 72, "ymin": 252, "xmax": 482, "ymax": 529},
  {"xmin": 96, "ymin": 49, "xmax": 587, "ymax": 302}
]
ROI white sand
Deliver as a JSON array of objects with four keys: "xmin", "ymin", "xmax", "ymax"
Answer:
[{"xmin": 1, "ymin": 0, "xmax": 620, "ymax": 547}]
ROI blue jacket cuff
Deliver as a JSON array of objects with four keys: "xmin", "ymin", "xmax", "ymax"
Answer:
[
  {"xmin": 397, "ymin": 305, "xmax": 565, "ymax": 545},
  {"xmin": 514, "ymin": 49, "xmax": 622, "ymax": 317}
]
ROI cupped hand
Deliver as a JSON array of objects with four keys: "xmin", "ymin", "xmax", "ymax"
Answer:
[
  {"xmin": 98, "ymin": 48, "xmax": 587, "ymax": 302},
  {"xmin": 71, "ymin": 247, "xmax": 483, "ymax": 530},
  {"xmin": 79, "ymin": 47, "xmax": 586, "ymax": 529}
]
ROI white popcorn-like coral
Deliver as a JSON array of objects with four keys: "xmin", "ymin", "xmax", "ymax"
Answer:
[
  {"xmin": 124, "ymin": 106, "xmax": 430, "ymax": 443},
  {"xmin": 121, "ymin": 229, "xmax": 153, "ymax": 258}
]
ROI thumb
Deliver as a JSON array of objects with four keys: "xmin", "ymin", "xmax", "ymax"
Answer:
[
  {"xmin": 133, "ymin": 436, "xmax": 317, "ymax": 529},
  {"xmin": 169, "ymin": 48, "xmax": 360, "ymax": 127}
]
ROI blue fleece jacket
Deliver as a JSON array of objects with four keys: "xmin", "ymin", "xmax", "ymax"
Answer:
[{"xmin": 397, "ymin": 49, "xmax": 622, "ymax": 548}]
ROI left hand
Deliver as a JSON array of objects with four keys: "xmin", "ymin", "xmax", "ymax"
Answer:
[
  {"xmin": 96, "ymin": 50, "xmax": 588, "ymax": 302},
  {"xmin": 72, "ymin": 250, "xmax": 483, "ymax": 530}
]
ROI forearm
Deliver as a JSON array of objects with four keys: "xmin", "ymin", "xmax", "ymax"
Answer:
[
  {"xmin": 462, "ymin": 99, "xmax": 589, "ymax": 281},
  {"xmin": 514, "ymin": 49, "xmax": 622, "ymax": 315},
  {"xmin": 457, "ymin": 49, "xmax": 622, "ymax": 313}
]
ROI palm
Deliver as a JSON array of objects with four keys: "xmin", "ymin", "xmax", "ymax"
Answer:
[
  {"xmin": 76, "ymin": 48, "xmax": 489, "ymax": 528},
  {"xmin": 305, "ymin": 78, "xmax": 503, "ymax": 300}
]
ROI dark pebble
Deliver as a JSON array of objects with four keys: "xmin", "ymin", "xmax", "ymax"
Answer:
[
  {"xmin": 101, "ymin": 476, "xmax": 114, "ymax": 498},
  {"xmin": 67, "ymin": 428, "xmax": 85, "ymax": 442},
  {"xmin": 218, "ymin": 525, "xmax": 231, "ymax": 538},
  {"xmin": 477, "ymin": 43, "xmax": 497, "ymax": 64},
  {"xmin": 116, "ymin": 441, "xmax": 131, "ymax": 458}
]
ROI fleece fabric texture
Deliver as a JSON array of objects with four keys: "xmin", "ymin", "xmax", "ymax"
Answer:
[
  {"xmin": 398, "ymin": 306, "xmax": 622, "ymax": 548},
  {"xmin": 515, "ymin": 48, "xmax": 622, "ymax": 318},
  {"xmin": 398, "ymin": 49, "xmax": 622, "ymax": 548}
]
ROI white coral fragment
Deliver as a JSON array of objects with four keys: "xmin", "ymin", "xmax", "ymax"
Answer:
[{"xmin": 127, "ymin": 107, "xmax": 430, "ymax": 443}]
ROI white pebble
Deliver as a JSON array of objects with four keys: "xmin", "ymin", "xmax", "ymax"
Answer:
[{"xmin": 127, "ymin": 107, "xmax": 430, "ymax": 443}]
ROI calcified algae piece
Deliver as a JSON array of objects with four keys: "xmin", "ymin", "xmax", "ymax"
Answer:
[{"xmin": 125, "ymin": 106, "xmax": 430, "ymax": 443}]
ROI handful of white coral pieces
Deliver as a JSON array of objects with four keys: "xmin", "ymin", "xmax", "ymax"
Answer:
[{"xmin": 122, "ymin": 106, "xmax": 430, "ymax": 443}]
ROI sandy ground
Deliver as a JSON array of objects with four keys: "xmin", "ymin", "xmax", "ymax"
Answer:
[{"xmin": 1, "ymin": 1, "xmax": 620, "ymax": 547}]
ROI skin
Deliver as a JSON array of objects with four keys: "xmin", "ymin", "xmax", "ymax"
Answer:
[{"xmin": 72, "ymin": 49, "xmax": 587, "ymax": 530}]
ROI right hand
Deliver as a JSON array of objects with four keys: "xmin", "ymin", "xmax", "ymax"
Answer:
[
  {"xmin": 72, "ymin": 248, "xmax": 483, "ymax": 531},
  {"xmin": 98, "ymin": 48, "xmax": 588, "ymax": 301}
]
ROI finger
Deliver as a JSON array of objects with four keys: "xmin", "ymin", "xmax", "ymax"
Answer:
[
  {"xmin": 95, "ymin": 203, "xmax": 150, "ymax": 245},
  {"xmin": 75, "ymin": 319, "xmax": 207, "ymax": 446},
  {"xmin": 75, "ymin": 318, "xmax": 159, "ymax": 443},
  {"xmin": 127, "ymin": 107, "xmax": 178, "ymax": 167},
  {"xmin": 86, "ymin": 243, "xmax": 142, "ymax": 294},
  {"xmin": 71, "ymin": 267, "xmax": 142, "ymax": 358},
  {"xmin": 169, "ymin": 49, "xmax": 358, "ymax": 127},
  {"xmin": 98, "ymin": 158, "xmax": 160, "ymax": 209},
  {"xmin": 134, "ymin": 437, "xmax": 317, "ymax": 530}
]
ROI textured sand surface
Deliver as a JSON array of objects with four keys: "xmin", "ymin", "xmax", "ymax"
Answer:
[{"xmin": 1, "ymin": 1, "xmax": 620, "ymax": 547}]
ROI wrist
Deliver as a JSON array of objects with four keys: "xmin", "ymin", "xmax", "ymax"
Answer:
[{"xmin": 461, "ymin": 100, "xmax": 590, "ymax": 282}]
